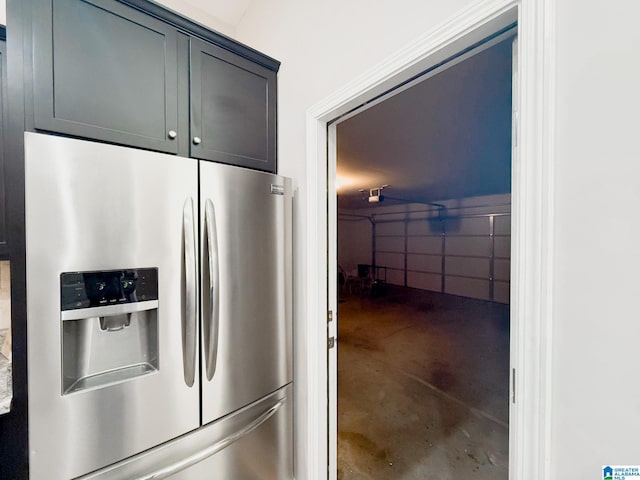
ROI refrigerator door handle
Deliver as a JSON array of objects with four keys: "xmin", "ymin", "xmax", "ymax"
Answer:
[
  {"xmin": 183, "ymin": 197, "xmax": 198, "ymax": 387},
  {"xmin": 204, "ymin": 199, "xmax": 220, "ymax": 381},
  {"xmin": 132, "ymin": 398, "xmax": 286, "ymax": 480}
]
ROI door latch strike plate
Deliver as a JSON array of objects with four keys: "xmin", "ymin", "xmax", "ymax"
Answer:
[
  {"xmin": 328, "ymin": 310, "xmax": 333, "ymax": 323},
  {"xmin": 328, "ymin": 337, "xmax": 335, "ymax": 349}
]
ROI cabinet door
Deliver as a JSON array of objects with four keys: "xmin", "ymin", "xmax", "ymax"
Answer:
[
  {"xmin": 33, "ymin": 0, "xmax": 180, "ymax": 153},
  {"xmin": 0, "ymin": 37, "xmax": 7, "ymax": 254},
  {"xmin": 190, "ymin": 38, "xmax": 277, "ymax": 172}
]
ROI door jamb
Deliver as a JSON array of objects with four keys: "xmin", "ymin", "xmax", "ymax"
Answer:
[{"xmin": 303, "ymin": 1, "xmax": 555, "ymax": 479}]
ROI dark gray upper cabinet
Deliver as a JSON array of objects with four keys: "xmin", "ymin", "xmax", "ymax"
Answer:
[
  {"xmin": 30, "ymin": 0, "xmax": 279, "ymax": 172},
  {"xmin": 190, "ymin": 38, "xmax": 277, "ymax": 172},
  {"xmin": 33, "ymin": 0, "xmax": 180, "ymax": 153},
  {"xmin": 0, "ymin": 33, "xmax": 7, "ymax": 255}
]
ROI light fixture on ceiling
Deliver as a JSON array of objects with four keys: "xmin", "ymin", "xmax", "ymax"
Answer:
[{"xmin": 360, "ymin": 184, "xmax": 389, "ymax": 203}]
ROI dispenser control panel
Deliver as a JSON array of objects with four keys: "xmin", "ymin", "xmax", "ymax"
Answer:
[{"xmin": 61, "ymin": 268, "xmax": 158, "ymax": 311}]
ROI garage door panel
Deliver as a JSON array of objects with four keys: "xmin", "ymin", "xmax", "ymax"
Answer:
[
  {"xmin": 494, "ymin": 280, "xmax": 510, "ymax": 304},
  {"xmin": 407, "ymin": 236, "xmax": 441, "ymax": 255},
  {"xmin": 407, "ymin": 272, "xmax": 441, "ymax": 291},
  {"xmin": 494, "ymin": 259, "xmax": 510, "ymax": 281},
  {"xmin": 407, "ymin": 254, "xmax": 441, "ymax": 274},
  {"xmin": 376, "ymin": 222, "xmax": 404, "ymax": 236},
  {"xmin": 376, "ymin": 252, "xmax": 404, "ymax": 270},
  {"xmin": 407, "ymin": 219, "xmax": 443, "ymax": 236},
  {"xmin": 494, "ymin": 215, "xmax": 511, "ymax": 235},
  {"xmin": 445, "ymin": 256, "xmax": 490, "ymax": 278},
  {"xmin": 445, "ymin": 277, "xmax": 490, "ymax": 301},
  {"xmin": 494, "ymin": 237, "xmax": 511, "ymax": 258},
  {"xmin": 445, "ymin": 216, "xmax": 489, "ymax": 235},
  {"xmin": 445, "ymin": 237, "xmax": 492, "ymax": 256},
  {"xmin": 386, "ymin": 268, "xmax": 404, "ymax": 286},
  {"xmin": 376, "ymin": 236, "xmax": 404, "ymax": 252}
]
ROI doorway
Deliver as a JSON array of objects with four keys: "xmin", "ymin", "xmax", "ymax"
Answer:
[
  {"xmin": 305, "ymin": 2, "xmax": 554, "ymax": 479},
  {"xmin": 334, "ymin": 33, "xmax": 513, "ymax": 479}
]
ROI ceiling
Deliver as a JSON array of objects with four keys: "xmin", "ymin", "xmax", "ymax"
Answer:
[
  {"xmin": 181, "ymin": 0, "xmax": 253, "ymax": 26},
  {"xmin": 336, "ymin": 38, "xmax": 513, "ymax": 210},
  {"xmin": 154, "ymin": 0, "xmax": 254, "ymax": 34}
]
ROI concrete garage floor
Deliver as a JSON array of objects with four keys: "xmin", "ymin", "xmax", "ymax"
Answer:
[{"xmin": 337, "ymin": 285, "xmax": 509, "ymax": 479}]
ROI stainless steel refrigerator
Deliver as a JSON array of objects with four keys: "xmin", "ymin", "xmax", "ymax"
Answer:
[{"xmin": 24, "ymin": 132, "xmax": 293, "ymax": 479}]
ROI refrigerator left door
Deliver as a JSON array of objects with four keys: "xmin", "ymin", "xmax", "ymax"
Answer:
[{"xmin": 25, "ymin": 132, "xmax": 201, "ymax": 480}]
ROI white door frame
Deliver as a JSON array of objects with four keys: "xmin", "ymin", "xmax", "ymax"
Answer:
[{"xmin": 303, "ymin": 1, "xmax": 555, "ymax": 479}]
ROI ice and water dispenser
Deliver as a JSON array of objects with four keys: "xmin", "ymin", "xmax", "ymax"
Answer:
[{"xmin": 60, "ymin": 268, "xmax": 159, "ymax": 394}]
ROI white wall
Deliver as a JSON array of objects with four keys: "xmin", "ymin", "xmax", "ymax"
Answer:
[
  {"xmin": 0, "ymin": 0, "xmax": 5, "ymax": 25},
  {"xmin": 550, "ymin": 1, "xmax": 640, "ymax": 477},
  {"xmin": 153, "ymin": 0, "xmax": 235, "ymax": 37}
]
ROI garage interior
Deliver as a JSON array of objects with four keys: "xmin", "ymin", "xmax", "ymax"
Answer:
[{"xmin": 335, "ymin": 33, "xmax": 514, "ymax": 479}]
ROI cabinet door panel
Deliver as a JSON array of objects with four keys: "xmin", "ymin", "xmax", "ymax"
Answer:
[
  {"xmin": 191, "ymin": 38, "xmax": 276, "ymax": 172},
  {"xmin": 33, "ymin": 0, "xmax": 179, "ymax": 153},
  {"xmin": 0, "ymin": 38, "xmax": 6, "ymax": 253}
]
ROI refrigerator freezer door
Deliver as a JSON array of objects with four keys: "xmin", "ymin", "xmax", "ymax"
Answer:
[
  {"xmin": 199, "ymin": 161, "xmax": 292, "ymax": 423},
  {"xmin": 168, "ymin": 384, "xmax": 293, "ymax": 480},
  {"xmin": 78, "ymin": 384, "xmax": 293, "ymax": 480},
  {"xmin": 25, "ymin": 132, "xmax": 201, "ymax": 479}
]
